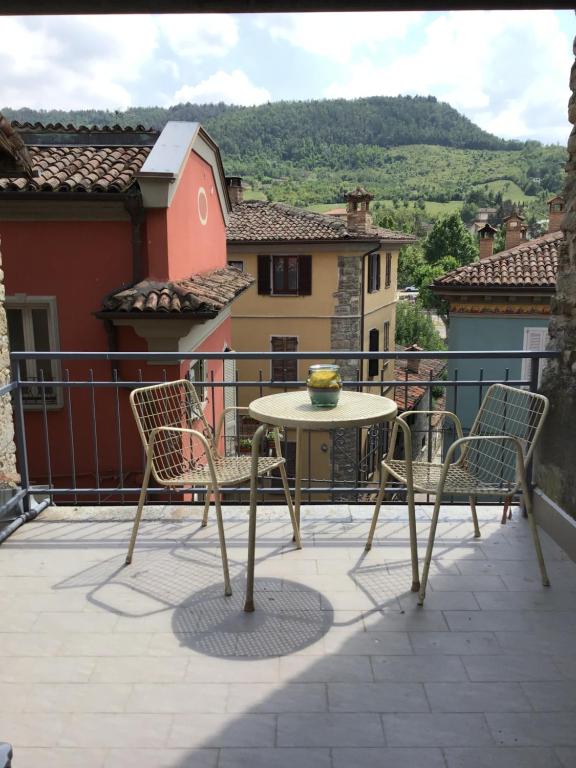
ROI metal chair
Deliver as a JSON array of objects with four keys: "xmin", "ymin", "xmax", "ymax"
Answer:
[
  {"xmin": 125, "ymin": 379, "xmax": 300, "ymax": 596},
  {"xmin": 366, "ymin": 383, "xmax": 550, "ymax": 605}
]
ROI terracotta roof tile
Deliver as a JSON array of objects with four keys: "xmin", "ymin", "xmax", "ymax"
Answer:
[
  {"xmin": 0, "ymin": 145, "xmax": 150, "ymax": 193},
  {"xmin": 434, "ymin": 231, "xmax": 561, "ymax": 290},
  {"xmin": 226, "ymin": 201, "xmax": 416, "ymax": 244},
  {"xmin": 102, "ymin": 266, "xmax": 254, "ymax": 316},
  {"xmin": 393, "ymin": 355, "xmax": 447, "ymax": 411}
]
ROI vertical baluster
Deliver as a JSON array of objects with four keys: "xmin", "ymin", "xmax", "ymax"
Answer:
[
  {"xmin": 89, "ymin": 369, "xmax": 101, "ymax": 504},
  {"xmin": 65, "ymin": 369, "xmax": 77, "ymax": 505},
  {"xmin": 39, "ymin": 369, "xmax": 53, "ymax": 503},
  {"xmin": 113, "ymin": 368, "xmax": 125, "ymax": 503}
]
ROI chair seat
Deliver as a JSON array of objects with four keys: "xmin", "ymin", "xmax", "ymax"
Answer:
[
  {"xmin": 384, "ymin": 459, "xmax": 514, "ymax": 496},
  {"xmin": 158, "ymin": 455, "xmax": 285, "ymax": 487}
]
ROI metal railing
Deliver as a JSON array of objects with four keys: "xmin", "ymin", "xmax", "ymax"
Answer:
[{"xmin": 0, "ymin": 349, "xmax": 558, "ymax": 529}]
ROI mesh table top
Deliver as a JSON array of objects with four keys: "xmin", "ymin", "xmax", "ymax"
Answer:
[{"xmin": 249, "ymin": 390, "xmax": 398, "ymax": 430}]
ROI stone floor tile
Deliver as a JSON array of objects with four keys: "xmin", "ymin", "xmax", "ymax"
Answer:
[
  {"xmin": 227, "ymin": 682, "xmax": 326, "ymax": 713},
  {"xmin": 277, "ymin": 712, "xmax": 385, "ymax": 747},
  {"xmin": 371, "ymin": 655, "xmax": 467, "ymax": 682},
  {"xmin": 474, "ymin": 591, "xmax": 570, "ymax": 611},
  {"xmin": 410, "ymin": 631, "xmax": 500, "ymax": 655},
  {"xmin": 320, "ymin": 591, "xmax": 399, "ymax": 612},
  {"xmin": 551, "ymin": 657, "xmax": 576, "ymax": 680},
  {"xmin": 59, "ymin": 713, "xmax": 173, "ymax": 749},
  {"xmin": 383, "ymin": 713, "xmax": 495, "ymax": 747},
  {"xmin": 0, "ymin": 632, "xmax": 64, "ymax": 656},
  {"xmin": 426, "ymin": 682, "xmax": 531, "ymax": 712},
  {"xmin": 168, "ymin": 714, "xmax": 276, "ymax": 748},
  {"xmin": 324, "ymin": 630, "xmax": 412, "ymax": 655},
  {"xmin": 14, "ymin": 748, "xmax": 107, "ymax": 768},
  {"xmin": 363, "ymin": 609, "xmax": 449, "ymax": 632},
  {"xmin": 445, "ymin": 747, "xmax": 563, "ymax": 768},
  {"xmin": 33, "ymin": 612, "xmax": 118, "ymax": 634},
  {"xmin": 127, "ymin": 683, "xmax": 228, "ymax": 714},
  {"xmin": 0, "ymin": 657, "xmax": 95, "ymax": 683},
  {"xmin": 486, "ymin": 713, "xmax": 576, "ymax": 746},
  {"xmin": 556, "ymin": 747, "xmax": 576, "ymax": 768},
  {"xmin": 24, "ymin": 683, "xmax": 132, "ymax": 713},
  {"xmin": 58, "ymin": 632, "xmax": 152, "ymax": 657},
  {"xmin": 444, "ymin": 611, "xmax": 532, "ymax": 632},
  {"xmin": 105, "ymin": 749, "xmax": 218, "ymax": 768},
  {"xmin": 521, "ymin": 682, "xmax": 576, "ymax": 711},
  {"xmin": 400, "ymin": 592, "xmax": 480, "ymax": 610},
  {"xmin": 463, "ymin": 655, "xmax": 563, "ymax": 682},
  {"xmin": 0, "ymin": 612, "xmax": 39, "ymax": 632},
  {"xmin": 502, "ymin": 574, "xmax": 576, "ymax": 592},
  {"xmin": 328, "ymin": 682, "xmax": 428, "ymax": 712},
  {"xmin": 495, "ymin": 630, "xmax": 576, "ymax": 656},
  {"xmin": 91, "ymin": 656, "xmax": 189, "ymax": 683},
  {"xmin": 332, "ymin": 747, "xmax": 446, "ymax": 768},
  {"xmin": 0, "ymin": 682, "xmax": 29, "ymax": 712},
  {"xmin": 429, "ymin": 574, "xmax": 507, "ymax": 592},
  {"xmin": 219, "ymin": 748, "xmax": 331, "ymax": 768},
  {"xmin": 279, "ymin": 654, "xmax": 373, "ymax": 682},
  {"xmin": 1, "ymin": 714, "xmax": 67, "ymax": 747}
]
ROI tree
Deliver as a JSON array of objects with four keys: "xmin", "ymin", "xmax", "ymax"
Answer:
[
  {"xmin": 424, "ymin": 213, "xmax": 478, "ymax": 266},
  {"xmin": 395, "ymin": 300, "xmax": 446, "ymax": 351},
  {"xmin": 414, "ymin": 256, "xmax": 458, "ymax": 323}
]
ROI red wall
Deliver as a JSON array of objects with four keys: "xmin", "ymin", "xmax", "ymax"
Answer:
[{"xmin": 146, "ymin": 150, "xmax": 227, "ymax": 280}]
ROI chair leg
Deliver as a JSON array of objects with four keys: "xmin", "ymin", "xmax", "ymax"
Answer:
[
  {"xmin": 212, "ymin": 489, "xmax": 232, "ymax": 597},
  {"xmin": 202, "ymin": 489, "xmax": 211, "ymax": 528},
  {"xmin": 365, "ymin": 465, "xmax": 389, "ymax": 551},
  {"xmin": 418, "ymin": 494, "xmax": 443, "ymax": 605},
  {"xmin": 407, "ymin": 479, "xmax": 420, "ymax": 592},
  {"xmin": 469, "ymin": 495, "xmax": 481, "ymax": 538},
  {"xmin": 125, "ymin": 459, "xmax": 152, "ymax": 565},
  {"xmin": 521, "ymin": 476, "xmax": 550, "ymax": 588},
  {"xmin": 279, "ymin": 462, "xmax": 301, "ymax": 549},
  {"xmin": 501, "ymin": 495, "xmax": 511, "ymax": 525}
]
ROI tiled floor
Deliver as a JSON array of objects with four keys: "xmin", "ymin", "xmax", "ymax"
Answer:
[{"xmin": 1, "ymin": 503, "xmax": 576, "ymax": 768}]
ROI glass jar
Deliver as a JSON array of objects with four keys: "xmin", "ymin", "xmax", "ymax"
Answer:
[{"xmin": 306, "ymin": 364, "xmax": 342, "ymax": 408}]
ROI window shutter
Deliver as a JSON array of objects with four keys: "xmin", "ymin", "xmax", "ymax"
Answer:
[
  {"xmin": 258, "ymin": 255, "xmax": 271, "ymax": 294},
  {"xmin": 376, "ymin": 253, "xmax": 381, "ymax": 291},
  {"xmin": 522, "ymin": 327, "xmax": 548, "ymax": 387},
  {"xmin": 298, "ymin": 255, "xmax": 312, "ymax": 295}
]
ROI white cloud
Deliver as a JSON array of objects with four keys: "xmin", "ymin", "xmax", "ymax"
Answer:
[
  {"xmin": 324, "ymin": 10, "xmax": 572, "ymax": 142},
  {"xmin": 0, "ymin": 15, "xmax": 158, "ymax": 110},
  {"xmin": 157, "ymin": 14, "xmax": 238, "ymax": 59},
  {"xmin": 258, "ymin": 11, "xmax": 422, "ymax": 64},
  {"xmin": 173, "ymin": 70, "xmax": 270, "ymax": 106}
]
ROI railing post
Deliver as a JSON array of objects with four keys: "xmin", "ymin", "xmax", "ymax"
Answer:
[
  {"xmin": 10, "ymin": 359, "xmax": 30, "ymax": 513},
  {"xmin": 529, "ymin": 355, "xmax": 540, "ymax": 394}
]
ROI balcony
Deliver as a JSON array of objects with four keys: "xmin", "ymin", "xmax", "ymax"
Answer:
[{"xmin": 1, "ymin": 350, "xmax": 575, "ymax": 767}]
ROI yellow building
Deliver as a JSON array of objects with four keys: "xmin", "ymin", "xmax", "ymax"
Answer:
[{"xmin": 226, "ymin": 180, "xmax": 416, "ymax": 494}]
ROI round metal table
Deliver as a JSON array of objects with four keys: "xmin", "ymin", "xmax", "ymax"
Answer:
[{"xmin": 244, "ymin": 390, "xmax": 398, "ymax": 611}]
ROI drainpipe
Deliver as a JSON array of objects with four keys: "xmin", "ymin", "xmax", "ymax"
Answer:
[
  {"xmin": 360, "ymin": 243, "xmax": 381, "ymax": 380},
  {"xmin": 0, "ymin": 497, "xmax": 50, "ymax": 544}
]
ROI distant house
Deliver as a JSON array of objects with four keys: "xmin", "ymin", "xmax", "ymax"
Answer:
[
  {"xmin": 432, "ymin": 199, "xmax": 561, "ymax": 431},
  {"xmin": 0, "ymin": 119, "xmax": 251, "ymax": 493},
  {"xmin": 226, "ymin": 180, "xmax": 416, "ymax": 491}
]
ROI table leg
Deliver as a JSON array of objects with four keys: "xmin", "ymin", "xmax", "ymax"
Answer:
[
  {"xmin": 244, "ymin": 423, "xmax": 266, "ymax": 612},
  {"xmin": 293, "ymin": 428, "xmax": 303, "ymax": 540}
]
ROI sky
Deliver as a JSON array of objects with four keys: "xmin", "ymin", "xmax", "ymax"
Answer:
[{"xmin": 0, "ymin": 10, "xmax": 573, "ymax": 144}]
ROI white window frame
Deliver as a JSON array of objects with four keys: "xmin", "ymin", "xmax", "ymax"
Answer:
[
  {"xmin": 521, "ymin": 326, "xmax": 549, "ymax": 388},
  {"xmin": 5, "ymin": 295, "xmax": 62, "ymax": 410}
]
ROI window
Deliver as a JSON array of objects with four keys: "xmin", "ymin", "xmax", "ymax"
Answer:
[
  {"xmin": 257, "ymin": 255, "xmax": 312, "ymax": 296},
  {"xmin": 522, "ymin": 327, "xmax": 548, "ymax": 387},
  {"xmin": 368, "ymin": 252, "xmax": 381, "ymax": 293},
  {"xmin": 6, "ymin": 296, "xmax": 60, "ymax": 408},
  {"xmin": 271, "ymin": 336, "xmax": 298, "ymax": 382},
  {"xmin": 368, "ymin": 328, "xmax": 379, "ymax": 377},
  {"xmin": 383, "ymin": 321, "xmax": 390, "ymax": 352},
  {"xmin": 385, "ymin": 252, "xmax": 392, "ymax": 288},
  {"xmin": 228, "ymin": 260, "xmax": 244, "ymax": 272}
]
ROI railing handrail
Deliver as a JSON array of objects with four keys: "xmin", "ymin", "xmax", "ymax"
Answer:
[{"xmin": 9, "ymin": 349, "xmax": 561, "ymax": 362}]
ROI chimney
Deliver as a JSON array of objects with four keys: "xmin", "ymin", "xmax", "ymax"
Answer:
[
  {"xmin": 345, "ymin": 186, "xmax": 374, "ymax": 235},
  {"xmin": 478, "ymin": 222, "xmax": 497, "ymax": 260},
  {"xmin": 503, "ymin": 208, "xmax": 524, "ymax": 251},
  {"xmin": 547, "ymin": 195, "xmax": 564, "ymax": 233},
  {"xmin": 404, "ymin": 343, "xmax": 423, "ymax": 374},
  {"xmin": 226, "ymin": 176, "xmax": 244, "ymax": 206}
]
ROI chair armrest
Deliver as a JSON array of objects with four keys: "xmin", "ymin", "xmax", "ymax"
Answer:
[
  {"xmin": 214, "ymin": 406, "xmax": 250, "ymax": 445},
  {"xmin": 444, "ymin": 434, "xmax": 526, "ymax": 488},
  {"xmin": 397, "ymin": 410, "xmax": 463, "ymax": 440},
  {"xmin": 147, "ymin": 426, "xmax": 217, "ymax": 484}
]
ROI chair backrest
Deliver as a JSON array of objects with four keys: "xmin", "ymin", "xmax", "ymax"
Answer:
[
  {"xmin": 464, "ymin": 383, "xmax": 549, "ymax": 491},
  {"xmin": 130, "ymin": 379, "xmax": 213, "ymax": 483}
]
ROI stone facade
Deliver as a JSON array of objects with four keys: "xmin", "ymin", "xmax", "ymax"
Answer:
[
  {"xmin": 0, "ymin": 238, "xmax": 18, "ymax": 488},
  {"xmin": 535, "ymin": 31, "xmax": 576, "ymax": 519},
  {"xmin": 330, "ymin": 254, "xmax": 362, "ymax": 497}
]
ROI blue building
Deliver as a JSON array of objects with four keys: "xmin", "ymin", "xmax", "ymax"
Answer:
[{"xmin": 432, "ymin": 202, "xmax": 562, "ymax": 432}]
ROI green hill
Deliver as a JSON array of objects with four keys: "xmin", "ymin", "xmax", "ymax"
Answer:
[{"xmin": 3, "ymin": 95, "xmax": 566, "ymax": 208}]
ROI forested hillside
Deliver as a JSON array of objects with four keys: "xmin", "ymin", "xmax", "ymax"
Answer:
[{"xmin": 4, "ymin": 95, "xmax": 565, "ymax": 208}]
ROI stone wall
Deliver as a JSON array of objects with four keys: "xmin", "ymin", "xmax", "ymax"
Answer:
[
  {"xmin": 0, "ymin": 238, "xmax": 18, "ymax": 488},
  {"xmin": 330, "ymin": 254, "xmax": 362, "ymax": 497},
  {"xmin": 535, "ymin": 30, "xmax": 576, "ymax": 519}
]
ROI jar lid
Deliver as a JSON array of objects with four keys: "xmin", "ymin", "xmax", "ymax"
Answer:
[{"xmin": 308, "ymin": 364, "xmax": 340, "ymax": 372}]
